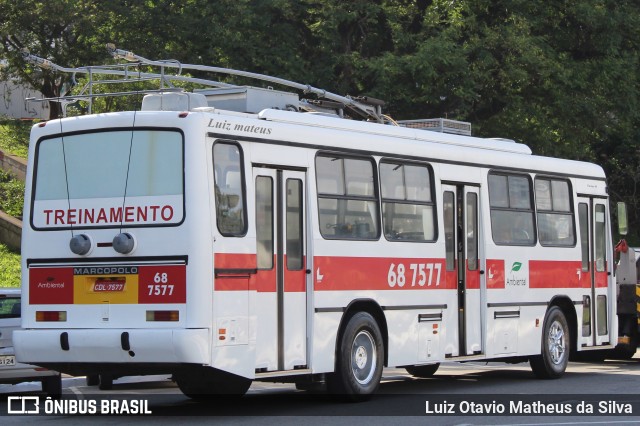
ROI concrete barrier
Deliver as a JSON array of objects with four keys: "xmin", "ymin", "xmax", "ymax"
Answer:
[
  {"xmin": 0, "ymin": 149, "xmax": 27, "ymax": 181},
  {"xmin": 0, "ymin": 209, "xmax": 21, "ymax": 252}
]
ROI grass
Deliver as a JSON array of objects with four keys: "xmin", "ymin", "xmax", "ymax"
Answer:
[
  {"xmin": 0, "ymin": 169, "xmax": 24, "ymax": 218},
  {"xmin": 0, "ymin": 243, "xmax": 21, "ymax": 287},
  {"xmin": 0, "ymin": 120, "xmax": 31, "ymax": 158}
]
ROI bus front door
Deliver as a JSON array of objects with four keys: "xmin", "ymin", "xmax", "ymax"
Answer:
[
  {"xmin": 577, "ymin": 197, "xmax": 611, "ymax": 348},
  {"xmin": 443, "ymin": 184, "xmax": 484, "ymax": 356}
]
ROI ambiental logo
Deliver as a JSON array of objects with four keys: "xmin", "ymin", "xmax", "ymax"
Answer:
[{"xmin": 506, "ymin": 261, "xmax": 527, "ymax": 286}]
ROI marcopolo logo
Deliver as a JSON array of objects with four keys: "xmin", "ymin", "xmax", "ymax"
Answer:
[{"xmin": 506, "ymin": 261, "xmax": 527, "ymax": 287}]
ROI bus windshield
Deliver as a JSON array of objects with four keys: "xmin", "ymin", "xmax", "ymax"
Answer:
[{"xmin": 32, "ymin": 129, "xmax": 184, "ymax": 229}]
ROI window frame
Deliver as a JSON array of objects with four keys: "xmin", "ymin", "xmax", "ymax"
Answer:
[
  {"xmin": 534, "ymin": 176, "xmax": 577, "ymax": 248},
  {"xmin": 488, "ymin": 171, "xmax": 536, "ymax": 246},
  {"xmin": 315, "ymin": 152, "xmax": 380, "ymax": 241},
  {"xmin": 213, "ymin": 140, "xmax": 248, "ymax": 237},
  {"xmin": 255, "ymin": 175, "xmax": 274, "ymax": 270},
  {"xmin": 379, "ymin": 159, "xmax": 437, "ymax": 243},
  {"xmin": 31, "ymin": 127, "xmax": 186, "ymax": 231},
  {"xmin": 285, "ymin": 178, "xmax": 304, "ymax": 271}
]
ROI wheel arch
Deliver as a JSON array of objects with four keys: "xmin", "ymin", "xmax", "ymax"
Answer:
[
  {"xmin": 548, "ymin": 295, "xmax": 577, "ymax": 357},
  {"xmin": 335, "ymin": 299, "xmax": 389, "ymax": 366}
]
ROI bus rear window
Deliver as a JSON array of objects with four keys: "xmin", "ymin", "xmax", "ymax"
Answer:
[{"xmin": 32, "ymin": 129, "xmax": 184, "ymax": 229}]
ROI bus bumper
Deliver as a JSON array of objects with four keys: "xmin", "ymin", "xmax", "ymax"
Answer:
[{"xmin": 13, "ymin": 328, "xmax": 210, "ymax": 365}]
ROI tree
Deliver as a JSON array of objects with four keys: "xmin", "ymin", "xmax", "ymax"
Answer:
[{"xmin": 0, "ymin": 0, "xmax": 104, "ymax": 119}]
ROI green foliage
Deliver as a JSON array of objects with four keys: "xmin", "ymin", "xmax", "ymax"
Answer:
[
  {"xmin": 0, "ymin": 0, "xmax": 104, "ymax": 119},
  {"xmin": 0, "ymin": 169, "xmax": 24, "ymax": 218},
  {"xmin": 0, "ymin": 243, "xmax": 21, "ymax": 288},
  {"xmin": 1, "ymin": 0, "xmax": 640, "ymax": 239},
  {"xmin": 0, "ymin": 120, "xmax": 31, "ymax": 158}
]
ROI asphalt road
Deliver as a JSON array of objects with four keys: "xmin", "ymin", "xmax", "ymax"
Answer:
[{"xmin": 1, "ymin": 355, "xmax": 640, "ymax": 425}]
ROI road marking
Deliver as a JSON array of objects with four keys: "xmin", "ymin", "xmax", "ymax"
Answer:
[{"xmin": 68, "ymin": 386, "xmax": 83, "ymax": 399}]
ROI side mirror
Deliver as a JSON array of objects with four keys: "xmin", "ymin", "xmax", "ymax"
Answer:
[{"xmin": 617, "ymin": 202, "xmax": 628, "ymax": 236}]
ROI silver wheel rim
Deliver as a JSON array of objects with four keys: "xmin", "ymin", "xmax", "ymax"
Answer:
[
  {"xmin": 351, "ymin": 330, "xmax": 376, "ymax": 385},
  {"xmin": 548, "ymin": 320, "xmax": 566, "ymax": 365}
]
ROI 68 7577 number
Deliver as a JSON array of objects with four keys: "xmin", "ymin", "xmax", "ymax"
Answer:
[
  {"xmin": 147, "ymin": 272, "xmax": 174, "ymax": 296},
  {"xmin": 387, "ymin": 262, "xmax": 442, "ymax": 288}
]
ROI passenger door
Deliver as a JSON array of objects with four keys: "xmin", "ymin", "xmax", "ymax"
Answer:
[
  {"xmin": 442, "ymin": 184, "xmax": 483, "ymax": 356},
  {"xmin": 577, "ymin": 197, "xmax": 611, "ymax": 347},
  {"xmin": 253, "ymin": 167, "xmax": 307, "ymax": 371}
]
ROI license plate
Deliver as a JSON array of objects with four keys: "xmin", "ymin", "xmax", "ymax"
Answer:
[
  {"xmin": 0, "ymin": 355, "xmax": 16, "ymax": 366},
  {"xmin": 93, "ymin": 278, "xmax": 125, "ymax": 292}
]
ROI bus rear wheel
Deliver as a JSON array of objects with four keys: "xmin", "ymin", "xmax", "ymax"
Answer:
[
  {"xmin": 175, "ymin": 368, "xmax": 251, "ymax": 399},
  {"xmin": 327, "ymin": 312, "xmax": 384, "ymax": 401},
  {"xmin": 530, "ymin": 307, "xmax": 569, "ymax": 379},
  {"xmin": 405, "ymin": 363, "xmax": 440, "ymax": 378},
  {"xmin": 98, "ymin": 374, "xmax": 114, "ymax": 390}
]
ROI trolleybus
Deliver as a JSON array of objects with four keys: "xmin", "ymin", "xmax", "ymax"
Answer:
[{"xmin": 14, "ymin": 47, "xmax": 618, "ymax": 399}]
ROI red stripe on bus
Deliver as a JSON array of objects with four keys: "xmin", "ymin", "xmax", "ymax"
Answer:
[
  {"xmin": 214, "ymin": 253, "xmax": 256, "ymax": 269},
  {"xmin": 466, "ymin": 259, "xmax": 481, "ymax": 290},
  {"xmin": 529, "ymin": 260, "xmax": 586, "ymax": 288},
  {"xmin": 214, "ymin": 253, "xmax": 256, "ymax": 291},
  {"xmin": 213, "ymin": 254, "xmax": 609, "ymax": 292},
  {"xmin": 314, "ymin": 256, "xmax": 453, "ymax": 291},
  {"xmin": 215, "ymin": 254, "xmax": 305, "ymax": 292}
]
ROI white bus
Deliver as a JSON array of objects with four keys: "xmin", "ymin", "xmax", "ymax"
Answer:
[{"xmin": 14, "ymin": 50, "xmax": 617, "ymax": 399}]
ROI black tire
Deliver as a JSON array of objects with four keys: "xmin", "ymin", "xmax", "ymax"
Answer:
[
  {"xmin": 530, "ymin": 307, "xmax": 570, "ymax": 379},
  {"xmin": 295, "ymin": 381, "xmax": 326, "ymax": 393},
  {"xmin": 176, "ymin": 368, "xmax": 251, "ymax": 399},
  {"xmin": 86, "ymin": 374, "xmax": 100, "ymax": 386},
  {"xmin": 327, "ymin": 312, "xmax": 384, "ymax": 401},
  {"xmin": 98, "ymin": 374, "xmax": 114, "ymax": 390},
  {"xmin": 42, "ymin": 374, "xmax": 62, "ymax": 398},
  {"xmin": 405, "ymin": 363, "xmax": 440, "ymax": 378}
]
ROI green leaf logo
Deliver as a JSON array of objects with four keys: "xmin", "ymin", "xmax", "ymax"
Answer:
[{"xmin": 511, "ymin": 262, "xmax": 522, "ymax": 272}]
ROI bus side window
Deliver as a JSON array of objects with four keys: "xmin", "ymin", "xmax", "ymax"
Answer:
[
  {"xmin": 316, "ymin": 154, "xmax": 379, "ymax": 240},
  {"xmin": 535, "ymin": 178, "xmax": 575, "ymax": 247},
  {"xmin": 213, "ymin": 142, "xmax": 247, "ymax": 236},
  {"xmin": 488, "ymin": 172, "xmax": 535, "ymax": 246},
  {"xmin": 380, "ymin": 161, "xmax": 436, "ymax": 242}
]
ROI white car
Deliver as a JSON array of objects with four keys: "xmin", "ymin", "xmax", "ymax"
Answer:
[{"xmin": 0, "ymin": 288, "xmax": 61, "ymax": 396}]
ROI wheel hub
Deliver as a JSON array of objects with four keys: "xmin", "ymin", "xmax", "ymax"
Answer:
[
  {"xmin": 351, "ymin": 330, "xmax": 377, "ymax": 385},
  {"xmin": 548, "ymin": 320, "xmax": 566, "ymax": 365},
  {"xmin": 355, "ymin": 345, "xmax": 368, "ymax": 369}
]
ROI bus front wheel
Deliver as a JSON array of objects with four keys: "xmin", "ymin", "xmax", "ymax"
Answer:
[
  {"xmin": 530, "ymin": 306, "xmax": 569, "ymax": 379},
  {"xmin": 327, "ymin": 312, "xmax": 384, "ymax": 401}
]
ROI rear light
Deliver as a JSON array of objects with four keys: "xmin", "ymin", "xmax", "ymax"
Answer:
[
  {"xmin": 146, "ymin": 310, "xmax": 179, "ymax": 321},
  {"xmin": 36, "ymin": 311, "xmax": 67, "ymax": 322}
]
